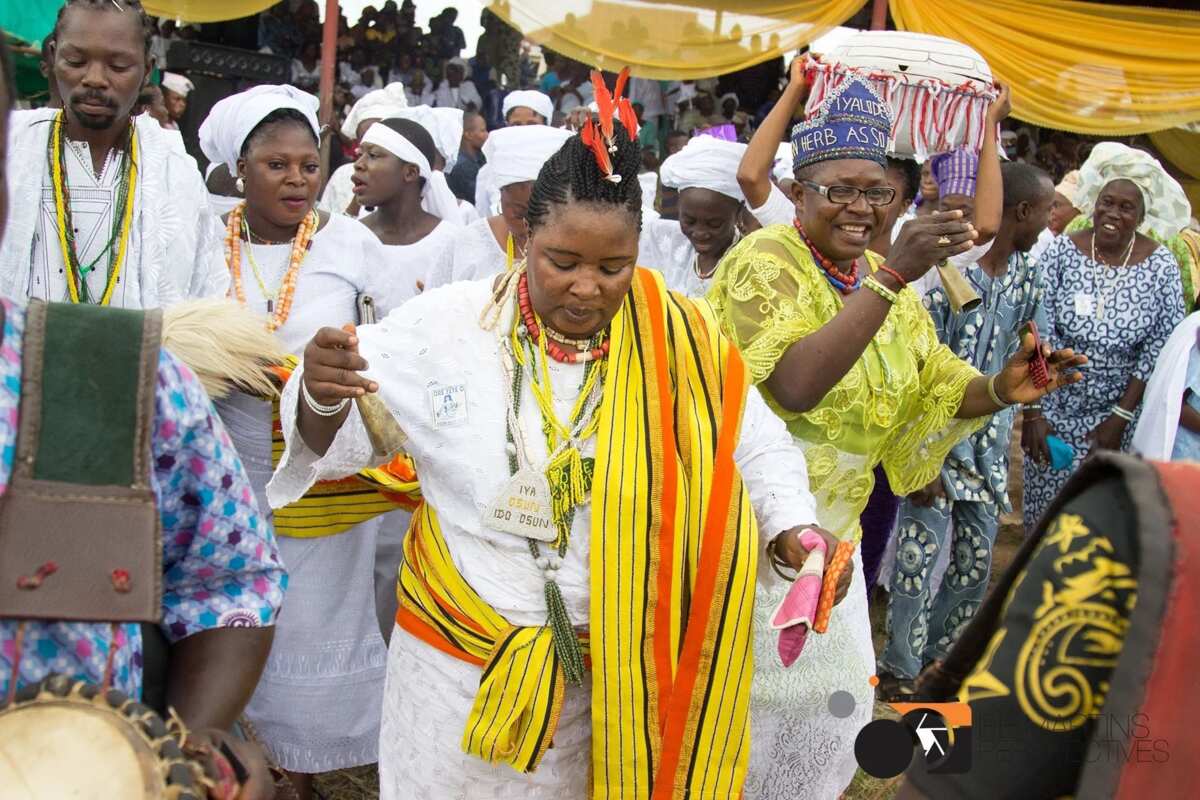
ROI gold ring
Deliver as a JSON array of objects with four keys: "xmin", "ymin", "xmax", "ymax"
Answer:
[{"xmin": 937, "ymin": 235, "xmax": 952, "ymax": 246}]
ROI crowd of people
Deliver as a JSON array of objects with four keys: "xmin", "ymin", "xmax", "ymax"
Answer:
[{"xmin": 2, "ymin": 1, "xmax": 1199, "ymax": 799}]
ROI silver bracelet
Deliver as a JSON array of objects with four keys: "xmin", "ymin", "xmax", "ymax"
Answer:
[
  {"xmin": 301, "ymin": 379, "xmax": 349, "ymax": 417},
  {"xmin": 1111, "ymin": 405, "xmax": 1136, "ymax": 422},
  {"xmin": 987, "ymin": 374, "xmax": 1012, "ymax": 408}
]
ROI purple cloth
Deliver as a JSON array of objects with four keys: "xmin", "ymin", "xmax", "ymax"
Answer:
[
  {"xmin": 697, "ymin": 123, "xmax": 738, "ymax": 142},
  {"xmin": 930, "ymin": 146, "xmax": 979, "ymax": 198},
  {"xmin": 0, "ymin": 298, "xmax": 287, "ymax": 699},
  {"xmin": 860, "ymin": 465, "xmax": 900, "ymax": 592}
]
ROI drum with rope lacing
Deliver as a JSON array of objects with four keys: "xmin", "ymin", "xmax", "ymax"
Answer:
[{"xmin": 0, "ymin": 674, "xmax": 220, "ymax": 799}]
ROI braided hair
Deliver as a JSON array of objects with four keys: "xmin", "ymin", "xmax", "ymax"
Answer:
[
  {"xmin": 52, "ymin": 0, "xmax": 154, "ymax": 59},
  {"xmin": 526, "ymin": 119, "xmax": 643, "ymax": 233}
]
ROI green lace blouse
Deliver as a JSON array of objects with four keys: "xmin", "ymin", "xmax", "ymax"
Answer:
[{"xmin": 706, "ymin": 225, "xmax": 985, "ymax": 540}]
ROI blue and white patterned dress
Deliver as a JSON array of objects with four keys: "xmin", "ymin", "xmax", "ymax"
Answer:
[
  {"xmin": 1023, "ymin": 234, "xmax": 1184, "ymax": 529},
  {"xmin": 0, "ymin": 298, "xmax": 287, "ymax": 698}
]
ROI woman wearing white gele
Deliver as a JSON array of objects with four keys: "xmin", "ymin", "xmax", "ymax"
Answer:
[
  {"xmin": 355, "ymin": 117, "xmax": 464, "ymax": 304},
  {"xmin": 1022, "ymin": 142, "xmax": 1189, "ymax": 530},
  {"xmin": 198, "ymin": 84, "xmax": 402, "ymax": 800},
  {"xmin": 449, "ymin": 124, "xmax": 572, "ymax": 282},
  {"xmin": 639, "ymin": 134, "xmax": 793, "ymax": 297},
  {"xmin": 320, "ymin": 83, "xmax": 409, "ymax": 217}
]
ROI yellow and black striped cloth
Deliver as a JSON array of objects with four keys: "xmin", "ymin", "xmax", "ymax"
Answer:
[{"xmin": 397, "ymin": 268, "xmax": 759, "ymax": 798}]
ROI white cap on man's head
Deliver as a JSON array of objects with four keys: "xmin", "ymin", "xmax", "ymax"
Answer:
[
  {"xmin": 161, "ymin": 72, "xmax": 194, "ymax": 97},
  {"xmin": 502, "ymin": 91, "xmax": 554, "ymax": 124}
]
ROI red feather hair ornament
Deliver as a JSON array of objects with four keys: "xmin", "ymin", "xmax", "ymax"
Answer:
[{"xmin": 581, "ymin": 67, "xmax": 639, "ymax": 184}]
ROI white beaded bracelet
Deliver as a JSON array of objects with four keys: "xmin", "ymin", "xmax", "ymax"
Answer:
[{"xmin": 301, "ymin": 379, "xmax": 349, "ymax": 417}]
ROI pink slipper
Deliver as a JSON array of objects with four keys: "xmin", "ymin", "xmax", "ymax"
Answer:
[{"xmin": 770, "ymin": 529, "xmax": 826, "ymax": 667}]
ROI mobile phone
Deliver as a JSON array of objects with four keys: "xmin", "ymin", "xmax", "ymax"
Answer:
[{"xmin": 1023, "ymin": 321, "xmax": 1050, "ymax": 389}]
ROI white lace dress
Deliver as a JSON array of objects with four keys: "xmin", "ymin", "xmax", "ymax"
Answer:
[
  {"xmin": 222, "ymin": 214, "xmax": 402, "ymax": 773},
  {"xmin": 267, "ymin": 278, "xmax": 817, "ymax": 798},
  {"xmin": 369, "ymin": 219, "xmax": 463, "ymax": 636}
]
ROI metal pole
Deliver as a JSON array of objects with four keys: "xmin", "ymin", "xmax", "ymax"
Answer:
[
  {"xmin": 870, "ymin": 0, "xmax": 888, "ymax": 31},
  {"xmin": 318, "ymin": 0, "xmax": 339, "ymax": 186}
]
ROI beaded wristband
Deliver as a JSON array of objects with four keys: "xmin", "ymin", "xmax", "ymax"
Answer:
[
  {"xmin": 863, "ymin": 275, "xmax": 898, "ymax": 304},
  {"xmin": 302, "ymin": 379, "xmax": 350, "ymax": 417},
  {"xmin": 877, "ymin": 263, "xmax": 907, "ymax": 289},
  {"xmin": 1111, "ymin": 405, "xmax": 1136, "ymax": 422},
  {"xmin": 987, "ymin": 374, "xmax": 1012, "ymax": 408}
]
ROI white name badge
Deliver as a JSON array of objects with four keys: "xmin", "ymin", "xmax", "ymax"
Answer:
[
  {"xmin": 483, "ymin": 467, "xmax": 559, "ymax": 542},
  {"xmin": 1073, "ymin": 292, "xmax": 1096, "ymax": 318},
  {"xmin": 429, "ymin": 383, "xmax": 468, "ymax": 429}
]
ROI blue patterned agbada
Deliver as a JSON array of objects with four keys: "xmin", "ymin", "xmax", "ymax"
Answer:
[{"xmin": 883, "ymin": 251, "xmax": 1046, "ymax": 679}]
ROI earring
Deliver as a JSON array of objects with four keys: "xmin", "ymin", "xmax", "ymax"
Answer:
[{"xmin": 235, "ymin": 177, "xmax": 245, "ymax": 193}]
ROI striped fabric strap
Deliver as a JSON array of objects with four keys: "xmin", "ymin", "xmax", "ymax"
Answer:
[
  {"xmin": 268, "ymin": 357, "xmax": 422, "ymax": 538},
  {"xmin": 590, "ymin": 269, "xmax": 758, "ymax": 799},
  {"xmin": 396, "ymin": 502, "xmax": 580, "ymax": 772}
]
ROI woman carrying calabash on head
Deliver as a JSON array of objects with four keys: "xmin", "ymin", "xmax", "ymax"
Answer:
[
  {"xmin": 707, "ymin": 76, "xmax": 1086, "ymax": 799},
  {"xmin": 267, "ymin": 76, "xmax": 846, "ymax": 799},
  {"xmin": 198, "ymin": 84, "xmax": 402, "ymax": 800},
  {"xmin": 1022, "ymin": 142, "xmax": 1189, "ymax": 531}
]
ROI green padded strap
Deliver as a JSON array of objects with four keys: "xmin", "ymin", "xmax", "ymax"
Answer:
[{"xmin": 25, "ymin": 301, "xmax": 161, "ymax": 487}]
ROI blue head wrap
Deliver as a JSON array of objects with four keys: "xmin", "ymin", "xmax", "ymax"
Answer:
[{"xmin": 791, "ymin": 76, "xmax": 892, "ymax": 172}]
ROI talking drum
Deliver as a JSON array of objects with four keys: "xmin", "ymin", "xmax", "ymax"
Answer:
[
  {"xmin": 0, "ymin": 675, "xmax": 217, "ymax": 800},
  {"xmin": 805, "ymin": 31, "xmax": 998, "ymax": 160}
]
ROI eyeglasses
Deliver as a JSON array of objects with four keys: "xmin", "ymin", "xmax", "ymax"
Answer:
[{"xmin": 802, "ymin": 180, "xmax": 896, "ymax": 207}]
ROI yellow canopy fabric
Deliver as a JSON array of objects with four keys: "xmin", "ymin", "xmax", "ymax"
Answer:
[
  {"xmin": 890, "ymin": 0, "xmax": 1200, "ymax": 136},
  {"xmin": 1150, "ymin": 127, "xmax": 1200, "ymax": 182},
  {"xmin": 143, "ymin": 0, "xmax": 275, "ymax": 23},
  {"xmin": 489, "ymin": 0, "xmax": 867, "ymax": 80}
]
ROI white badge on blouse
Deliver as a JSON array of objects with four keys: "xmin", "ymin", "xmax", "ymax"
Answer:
[
  {"xmin": 429, "ymin": 383, "xmax": 468, "ymax": 429},
  {"xmin": 1074, "ymin": 292, "xmax": 1097, "ymax": 319}
]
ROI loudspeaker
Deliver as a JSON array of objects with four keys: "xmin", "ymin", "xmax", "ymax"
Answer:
[
  {"xmin": 164, "ymin": 42, "xmax": 291, "ymax": 171},
  {"xmin": 165, "ymin": 41, "xmax": 289, "ymax": 83}
]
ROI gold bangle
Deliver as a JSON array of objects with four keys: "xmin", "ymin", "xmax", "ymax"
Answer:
[
  {"xmin": 987, "ymin": 374, "xmax": 1012, "ymax": 408},
  {"xmin": 863, "ymin": 275, "xmax": 898, "ymax": 304}
]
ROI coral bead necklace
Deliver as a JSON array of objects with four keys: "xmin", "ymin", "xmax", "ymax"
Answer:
[
  {"xmin": 224, "ymin": 202, "xmax": 316, "ymax": 332},
  {"xmin": 516, "ymin": 273, "xmax": 610, "ymax": 364},
  {"xmin": 794, "ymin": 221, "xmax": 860, "ymax": 294}
]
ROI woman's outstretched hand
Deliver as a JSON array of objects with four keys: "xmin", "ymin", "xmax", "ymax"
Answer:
[
  {"xmin": 994, "ymin": 330, "xmax": 1087, "ymax": 406},
  {"xmin": 889, "ymin": 210, "xmax": 978, "ymax": 285}
]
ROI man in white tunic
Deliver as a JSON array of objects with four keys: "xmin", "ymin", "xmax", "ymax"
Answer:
[{"xmin": 0, "ymin": 0, "xmax": 226, "ymax": 308}]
